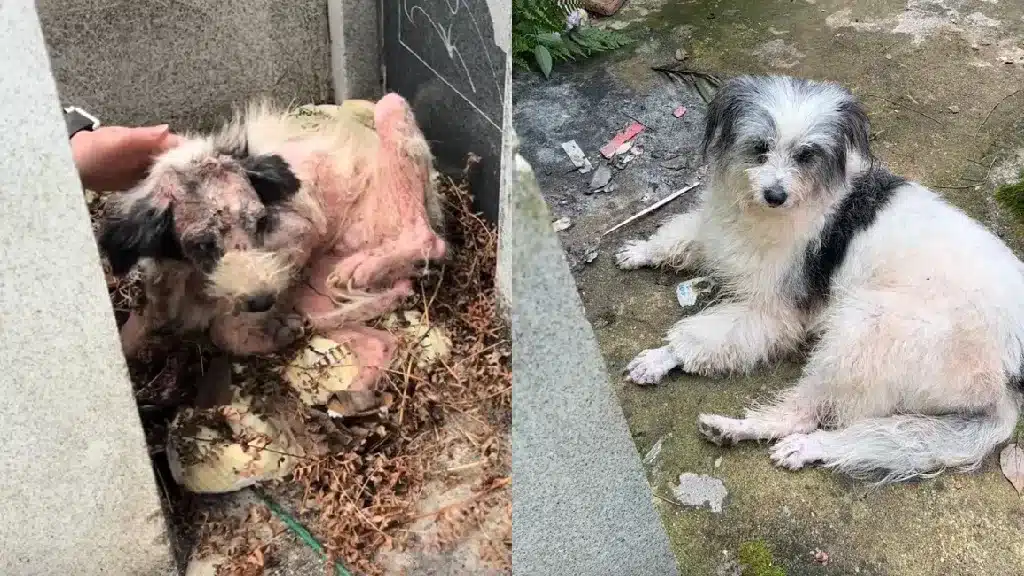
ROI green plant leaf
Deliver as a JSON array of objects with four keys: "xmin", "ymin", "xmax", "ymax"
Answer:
[
  {"xmin": 535, "ymin": 32, "xmax": 563, "ymax": 45},
  {"xmin": 534, "ymin": 44, "xmax": 553, "ymax": 78}
]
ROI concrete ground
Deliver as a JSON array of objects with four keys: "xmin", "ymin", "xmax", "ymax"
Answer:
[{"xmin": 513, "ymin": 0, "xmax": 1024, "ymax": 574}]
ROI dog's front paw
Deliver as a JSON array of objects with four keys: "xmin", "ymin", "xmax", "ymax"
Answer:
[
  {"xmin": 697, "ymin": 414, "xmax": 743, "ymax": 446},
  {"xmin": 625, "ymin": 347, "xmax": 676, "ymax": 385},
  {"xmin": 615, "ymin": 240, "xmax": 652, "ymax": 270},
  {"xmin": 268, "ymin": 313, "xmax": 306, "ymax": 347},
  {"xmin": 769, "ymin": 433, "xmax": 824, "ymax": 470}
]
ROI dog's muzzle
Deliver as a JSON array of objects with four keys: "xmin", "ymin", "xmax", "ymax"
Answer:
[
  {"xmin": 245, "ymin": 293, "xmax": 276, "ymax": 313},
  {"xmin": 762, "ymin": 185, "xmax": 788, "ymax": 207}
]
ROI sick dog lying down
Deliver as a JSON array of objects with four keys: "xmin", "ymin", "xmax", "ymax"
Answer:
[
  {"xmin": 615, "ymin": 75, "xmax": 1024, "ymax": 482},
  {"xmin": 98, "ymin": 94, "xmax": 445, "ymax": 390}
]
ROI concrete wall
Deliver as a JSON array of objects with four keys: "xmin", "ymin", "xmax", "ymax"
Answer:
[
  {"xmin": 36, "ymin": 0, "xmax": 334, "ymax": 131},
  {"xmin": 328, "ymin": 0, "xmax": 383, "ymax": 101},
  {"xmin": 0, "ymin": 3, "xmax": 174, "ymax": 574}
]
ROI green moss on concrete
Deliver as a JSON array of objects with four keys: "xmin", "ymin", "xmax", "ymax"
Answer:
[
  {"xmin": 738, "ymin": 540, "xmax": 786, "ymax": 576},
  {"xmin": 994, "ymin": 173, "xmax": 1024, "ymax": 221}
]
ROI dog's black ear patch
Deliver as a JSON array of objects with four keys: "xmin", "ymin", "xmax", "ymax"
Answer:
[
  {"xmin": 836, "ymin": 100, "xmax": 871, "ymax": 158},
  {"xmin": 241, "ymin": 154, "xmax": 300, "ymax": 204},
  {"xmin": 99, "ymin": 202, "xmax": 181, "ymax": 275},
  {"xmin": 701, "ymin": 77, "xmax": 757, "ymax": 161}
]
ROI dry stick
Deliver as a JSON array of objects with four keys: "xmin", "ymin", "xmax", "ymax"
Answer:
[
  {"xmin": 602, "ymin": 182, "xmax": 701, "ymax": 237},
  {"xmin": 397, "ymin": 355, "xmax": 414, "ymax": 427},
  {"xmin": 654, "ymin": 492, "xmax": 682, "ymax": 507},
  {"xmin": 178, "ymin": 434, "xmax": 314, "ymax": 461},
  {"xmin": 982, "ymin": 87, "xmax": 1024, "ymax": 127}
]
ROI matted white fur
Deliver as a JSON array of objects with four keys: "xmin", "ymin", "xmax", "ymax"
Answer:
[{"xmin": 616, "ymin": 75, "xmax": 1024, "ymax": 482}]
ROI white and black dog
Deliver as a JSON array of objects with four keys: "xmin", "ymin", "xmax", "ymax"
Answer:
[{"xmin": 615, "ymin": 75, "xmax": 1024, "ymax": 482}]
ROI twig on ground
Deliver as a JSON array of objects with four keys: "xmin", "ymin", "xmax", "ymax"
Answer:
[{"xmin": 603, "ymin": 182, "xmax": 701, "ymax": 237}]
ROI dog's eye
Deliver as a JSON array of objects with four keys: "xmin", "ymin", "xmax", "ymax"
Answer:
[
  {"xmin": 255, "ymin": 214, "xmax": 274, "ymax": 236},
  {"xmin": 195, "ymin": 239, "xmax": 217, "ymax": 254},
  {"xmin": 795, "ymin": 147, "xmax": 816, "ymax": 164},
  {"xmin": 752, "ymin": 141, "xmax": 770, "ymax": 164}
]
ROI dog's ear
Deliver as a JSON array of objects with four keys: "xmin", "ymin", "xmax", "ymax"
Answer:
[
  {"xmin": 836, "ymin": 100, "xmax": 871, "ymax": 158},
  {"xmin": 99, "ymin": 198, "xmax": 181, "ymax": 275},
  {"xmin": 701, "ymin": 78, "xmax": 748, "ymax": 161},
  {"xmin": 241, "ymin": 154, "xmax": 300, "ymax": 204}
]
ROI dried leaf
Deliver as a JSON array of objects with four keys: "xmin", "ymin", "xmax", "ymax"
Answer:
[
  {"xmin": 999, "ymin": 443, "xmax": 1024, "ymax": 495},
  {"xmin": 327, "ymin": 391, "xmax": 394, "ymax": 419}
]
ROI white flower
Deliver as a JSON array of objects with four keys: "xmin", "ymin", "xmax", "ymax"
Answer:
[{"xmin": 565, "ymin": 8, "xmax": 588, "ymax": 31}]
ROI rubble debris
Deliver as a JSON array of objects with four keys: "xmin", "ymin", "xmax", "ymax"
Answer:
[
  {"xmin": 615, "ymin": 154, "xmax": 636, "ymax": 169},
  {"xmin": 552, "ymin": 216, "xmax": 573, "ymax": 232},
  {"xmin": 675, "ymin": 276, "xmax": 716, "ymax": 309},
  {"xmin": 643, "ymin": 436, "xmax": 666, "ymax": 465},
  {"xmin": 812, "ymin": 549, "xmax": 831, "ymax": 566},
  {"xmin": 675, "ymin": 48, "xmax": 688, "ymax": 61},
  {"xmin": 590, "ymin": 165, "xmax": 613, "ymax": 190},
  {"xmin": 600, "ymin": 122, "xmax": 645, "ymax": 158},
  {"xmin": 672, "ymin": 473, "xmax": 728, "ymax": 513},
  {"xmin": 603, "ymin": 182, "xmax": 701, "ymax": 236},
  {"xmin": 673, "ymin": 106, "xmax": 687, "ymax": 118},
  {"xmin": 583, "ymin": 0, "xmax": 627, "ymax": 17},
  {"xmin": 560, "ymin": 139, "xmax": 593, "ymax": 173},
  {"xmin": 948, "ymin": 105, "xmax": 961, "ymax": 113}
]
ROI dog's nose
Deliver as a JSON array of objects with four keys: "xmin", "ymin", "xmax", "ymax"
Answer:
[
  {"xmin": 762, "ymin": 186, "xmax": 788, "ymax": 207},
  {"xmin": 245, "ymin": 293, "xmax": 276, "ymax": 313}
]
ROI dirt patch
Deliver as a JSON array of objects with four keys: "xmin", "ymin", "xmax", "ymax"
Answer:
[{"xmin": 88, "ymin": 167, "xmax": 510, "ymax": 575}]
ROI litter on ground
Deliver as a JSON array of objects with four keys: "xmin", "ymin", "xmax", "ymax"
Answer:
[
  {"xmin": 600, "ymin": 121, "xmax": 646, "ymax": 158},
  {"xmin": 560, "ymin": 139, "xmax": 593, "ymax": 173}
]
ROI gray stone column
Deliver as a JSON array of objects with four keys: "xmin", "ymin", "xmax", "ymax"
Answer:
[{"xmin": 0, "ymin": 3, "xmax": 174, "ymax": 574}]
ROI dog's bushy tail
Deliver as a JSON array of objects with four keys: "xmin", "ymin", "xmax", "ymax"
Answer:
[{"xmin": 817, "ymin": 390, "xmax": 1020, "ymax": 483}]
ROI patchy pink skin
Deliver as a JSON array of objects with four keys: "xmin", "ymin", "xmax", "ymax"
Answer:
[{"xmin": 276, "ymin": 94, "xmax": 446, "ymax": 389}]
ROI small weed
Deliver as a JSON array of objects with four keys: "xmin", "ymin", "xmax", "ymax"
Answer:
[
  {"xmin": 738, "ymin": 540, "xmax": 786, "ymax": 576},
  {"xmin": 512, "ymin": 0, "xmax": 633, "ymax": 78}
]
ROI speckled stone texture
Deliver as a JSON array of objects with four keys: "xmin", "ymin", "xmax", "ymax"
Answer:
[{"xmin": 0, "ymin": 3, "xmax": 174, "ymax": 574}]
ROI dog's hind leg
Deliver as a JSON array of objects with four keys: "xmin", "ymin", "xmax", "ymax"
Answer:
[
  {"xmin": 615, "ymin": 209, "xmax": 703, "ymax": 270},
  {"xmin": 698, "ymin": 383, "xmax": 822, "ymax": 445},
  {"xmin": 626, "ymin": 301, "xmax": 803, "ymax": 384},
  {"xmin": 768, "ymin": 390, "xmax": 1020, "ymax": 481}
]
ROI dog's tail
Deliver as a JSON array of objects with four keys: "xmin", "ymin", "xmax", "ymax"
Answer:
[{"xmin": 813, "ymin": 390, "xmax": 1020, "ymax": 483}]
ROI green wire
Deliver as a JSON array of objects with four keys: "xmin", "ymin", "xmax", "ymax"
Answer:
[{"xmin": 258, "ymin": 491, "xmax": 353, "ymax": 576}]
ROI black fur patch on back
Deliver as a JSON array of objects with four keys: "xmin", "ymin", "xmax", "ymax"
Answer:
[
  {"xmin": 797, "ymin": 166, "xmax": 906, "ymax": 312},
  {"xmin": 240, "ymin": 154, "xmax": 300, "ymax": 204}
]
